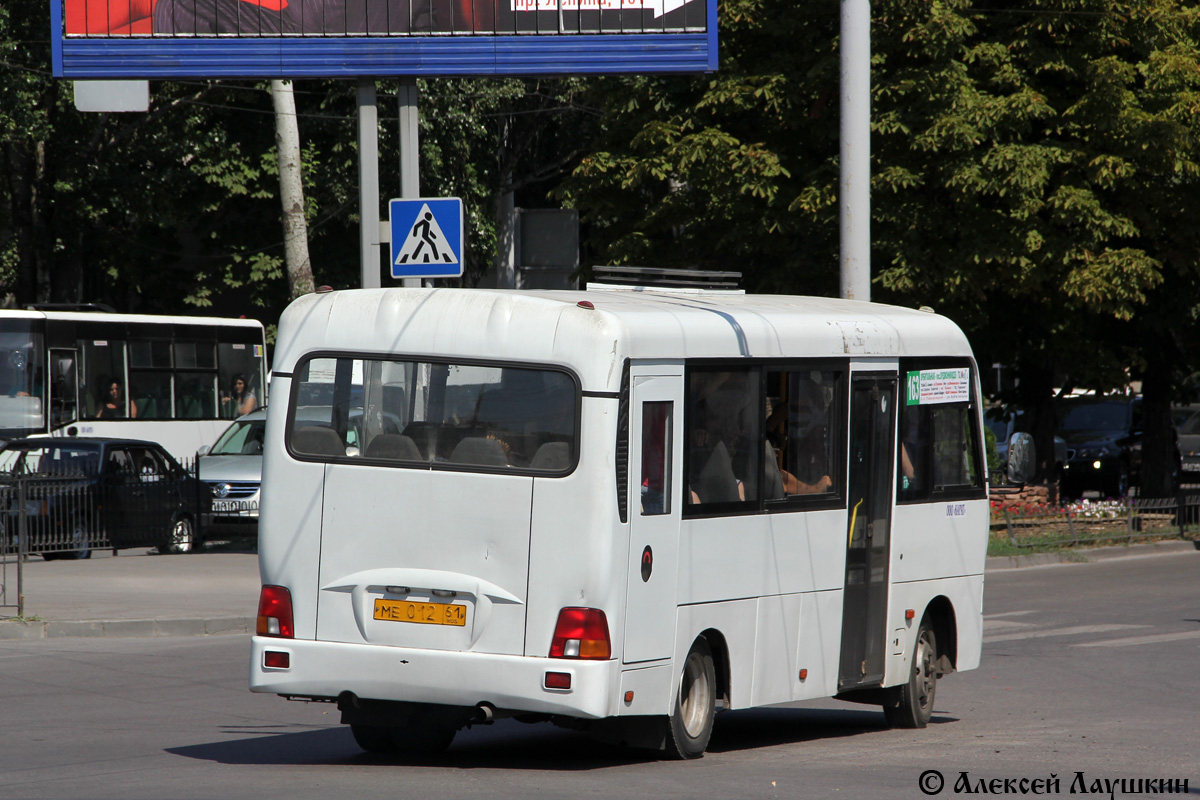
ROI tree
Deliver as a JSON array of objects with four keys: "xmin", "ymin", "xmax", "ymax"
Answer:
[
  {"xmin": 869, "ymin": 0, "xmax": 1200, "ymax": 493},
  {"xmin": 562, "ymin": 0, "xmax": 1200, "ymax": 495},
  {"xmin": 272, "ymin": 80, "xmax": 315, "ymax": 301},
  {"xmin": 558, "ymin": 0, "xmax": 830, "ymax": 292}
]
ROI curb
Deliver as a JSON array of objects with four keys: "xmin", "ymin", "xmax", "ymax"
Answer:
[
  {"xmin": 985, "ymin": 539, "xmax": 1198, "ymax": 571},
  {"xmin": 0, "ymin": 615, "xmax": 253, "ymax": 641}
]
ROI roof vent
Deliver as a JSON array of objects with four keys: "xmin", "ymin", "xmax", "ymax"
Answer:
[
  {"xmin": 25, "ymin": 303, "xmax": 116, "ymax": 313},
  {"xmin": 588, "ymin": 266, "xmax": 742, "ymax": 292}
]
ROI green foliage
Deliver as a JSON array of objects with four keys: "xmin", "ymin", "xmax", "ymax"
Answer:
[
  {"xmin": 558, "ymin": 0, "xmax": 840, "ymax": 293},
  {"xmin": 3, "ymin": 0, "xmax": 1200, "ymax": 445}
]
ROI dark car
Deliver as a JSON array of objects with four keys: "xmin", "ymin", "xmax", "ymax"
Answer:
[
  {"xmin": 0, "ymin": 437, "xmax": 202, "ymax": 560},
  {"xmin": 1173, "ymin": 404, "xmax": 1200, "ymax": 482},
  {"xmin": 1056, "ymin": 395, "xmax": 1179, "ymax": 499}
]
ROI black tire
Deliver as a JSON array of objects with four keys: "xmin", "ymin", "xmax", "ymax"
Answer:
[
  {"xmin": 885, "ymin": 618, "xmax": 937, "ymax": 729},
  {"xmin": 390, "ymin": 723, "xmax": 456, "ymax": 755},
  {"xmin": 164, "ymin": 516, "xmax": 194, "ymax": 554},
  {"xmin": 349, "ymin": 722, "xmax": 455, "ymax": 756},
  {"xmin": 45, "ymin": 522, "xmax": 91, "ymax": 561},
  {"xmin": 350, "ymin": 724, "xmax": 396, "ymax": 754},
  {"xmin": 663, "ymin": 637, "xmax": 717, "ymax": 759}
]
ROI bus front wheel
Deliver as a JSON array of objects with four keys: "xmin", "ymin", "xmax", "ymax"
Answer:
[
  {"xmin": 885, "ymin": 618, "xmax": 937, "ymax": 729},
  {"xmin": 664, "ymin": 637, "xmax": 716, "ymax": 759}
]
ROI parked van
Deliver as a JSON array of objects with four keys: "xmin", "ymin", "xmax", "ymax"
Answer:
[{"xmin": 249, "ymin": 287, "xmax": 989, "ymax": 758}]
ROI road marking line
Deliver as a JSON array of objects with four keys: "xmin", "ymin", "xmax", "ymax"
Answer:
[
  {"xmin": 984, "ymin": 619, "xmax": 1036, "ymax": 631},
  {"xmin": 1072, "ymin": 630, "xmax": 1200, "ymax": 648},
  {"xmin": 985, "ymin": 624, "xmax": 1147, "ymax": 643},
  {"xmin": 983, "ymin": 610, "xmax": 1038, "ymax": 619}
]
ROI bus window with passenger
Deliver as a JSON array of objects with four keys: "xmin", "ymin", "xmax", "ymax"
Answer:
[{"xmin": 0, "ymin": 309, "xmax": 267, "ymax": 461}]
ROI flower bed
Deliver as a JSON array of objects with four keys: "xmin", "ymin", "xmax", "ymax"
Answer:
[{"xmin": 989, "ymin": 492, "xmax": 1200, "ymax": 554}]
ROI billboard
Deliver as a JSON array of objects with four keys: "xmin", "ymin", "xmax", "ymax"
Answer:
[{"xmin": 53, "ymin": 0, "xmax": 717, "ymax": 78}]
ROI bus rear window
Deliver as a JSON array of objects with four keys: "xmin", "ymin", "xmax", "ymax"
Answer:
[{"xmin": 288, "ymin": 356, "xmax": 578, "ymax": 474}]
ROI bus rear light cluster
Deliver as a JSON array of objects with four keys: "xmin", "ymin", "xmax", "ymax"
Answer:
[
  {"xmin": 257, "ymin": 585, "xmax": 294, "ymax": 639},
  {"xmin": 548, "ymin": 607, "xmax": 611, "ymax": 659}
]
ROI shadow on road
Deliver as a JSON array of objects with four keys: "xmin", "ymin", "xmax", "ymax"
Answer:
[{"xmin": 168, "ymin": 705, "xmax": 956, "ymax": 769}]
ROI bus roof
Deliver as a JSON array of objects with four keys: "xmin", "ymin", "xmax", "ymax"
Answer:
[
  {"xmin": 273, "ymin": 288, "xmax": 975, "ymax": 393},
  {"xmin": 27, "ymin": 310, "xmax": 265, "ymax": 328}
]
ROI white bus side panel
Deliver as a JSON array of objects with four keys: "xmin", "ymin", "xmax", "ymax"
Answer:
[
  {"xmin": 889, "ymin": 499, "xmax": 989, "ymax": 584},
  {"xmin": 62, "ymin": 419, "xmax": 231, "ymax": 462},
  {"xmin": 257, "ymin": 375, "xmax": 326, "ymax": 641},
  {"xmin": 751, "ymin": 590, "xmax": 845, "ymax": 705},
  {"xmin": 678, "ymin": 509, "xmax": 846, "ymax": 603},
  {"xmin": 525, "ymin": 398, "xmax": 625, "ymax": 659}
]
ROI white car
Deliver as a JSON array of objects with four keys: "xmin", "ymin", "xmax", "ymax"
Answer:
[{"xmin": 198, "ymin": 409, "xmax": 265, "ymax": 542}]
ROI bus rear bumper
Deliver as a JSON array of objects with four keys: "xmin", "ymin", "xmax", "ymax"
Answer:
[{"xmin": 250, "ymin": 636, "xmax": 620, "ymax": 719}]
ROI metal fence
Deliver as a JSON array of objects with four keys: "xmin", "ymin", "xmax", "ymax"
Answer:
[
  {"xmin": 998, "ymin": 491, "xmax": 1200, "ymax": 550},
  {"xmin": 0, "ymin": 460, "xmax": 214, "ymax": 556},
  {"xmin": 0, "ymin": 456, "xmax": 248, "ymax": 618}
]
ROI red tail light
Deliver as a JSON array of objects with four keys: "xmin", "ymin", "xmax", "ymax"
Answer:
[
  {"xmin": 549, "ymin": 607, "xmax": 611, "ymax": 659},
  {"xmin": 256, "ymin": 585, "xmax": 294, "ymax": 639}
]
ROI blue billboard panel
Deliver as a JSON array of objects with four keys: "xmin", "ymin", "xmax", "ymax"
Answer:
[{"xmin": 53, "ymin": 0, "xmax": 716, "ymax": 78}]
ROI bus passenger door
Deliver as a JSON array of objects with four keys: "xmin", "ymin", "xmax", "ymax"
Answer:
[
  {"xmin": 49, "ymin": 349, "xmax": 78, "ymax": 429},
  {"xmin": 839, "ymin": 373, "xmax": 896, "ymax": 691},
  {"xmin": 623, "ymin": 371, "xmax": 683, "ymax": 665}
]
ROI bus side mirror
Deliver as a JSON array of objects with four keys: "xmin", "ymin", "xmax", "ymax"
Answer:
[{"xmin": 1007, "ymin": 432, "xmax": 1036, "ymax": 485}]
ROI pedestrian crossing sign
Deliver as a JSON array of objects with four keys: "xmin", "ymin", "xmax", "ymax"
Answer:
[{"xmin": 389, "ymin": 197, "xmax": 464, "ymax": 279}]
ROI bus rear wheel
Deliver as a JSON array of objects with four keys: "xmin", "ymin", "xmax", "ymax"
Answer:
[
  {"xmin": 664, "ymin": 637, "xmax": 716, "ymax": 759},
  {"xmin": 349, "ymin": 722, "xmax": 456, "ymax": 756},
  {"xmin": 350, "ymin": 724, "xmax": 396, "ymax": 754},
  {"xmin": 885, "ymin": 619, "xmax": 937, "ymax": 729}
]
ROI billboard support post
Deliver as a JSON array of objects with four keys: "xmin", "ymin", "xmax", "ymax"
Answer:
[
  {"xmin": 358, "ymin": 79, "xmax": 381, "ymax": 289},
  {"xmin": 398, "ymin": 78, "xmax": 422, "ymax": 288},
  {"xmin": 839, "ymin": 0, "xmax": 871, "ymax": 302}
]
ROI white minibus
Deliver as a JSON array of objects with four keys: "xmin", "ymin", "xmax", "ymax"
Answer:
[{"xmin": 250, "ymin": 286, "xmax": 989, "ymax": 758}]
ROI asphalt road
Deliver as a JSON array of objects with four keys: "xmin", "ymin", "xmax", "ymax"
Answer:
[{"xmin": 1, "ymin": 551, "xmax": 1197, "ymax": 800}]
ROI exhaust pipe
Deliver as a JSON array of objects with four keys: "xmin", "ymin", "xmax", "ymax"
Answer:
[{"xmin": 470, "ymin": 703, "xmax": 495, "ymax": 725}]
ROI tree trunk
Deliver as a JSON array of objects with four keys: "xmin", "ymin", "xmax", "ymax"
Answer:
[
  {"xmin": 1139, "ymin": 358, "xmax": 1177, "ymax": 498},
  {"xmin": 1016, "ymin": 359, "xmax": 1059, "ymax": 490},
  {"xmin": 271, "ymin": 80, "xmax": 314, "ymax": 300},
  {"xmin": 4, "ymin": 140, "xmax": 50, "ymax": 306}
]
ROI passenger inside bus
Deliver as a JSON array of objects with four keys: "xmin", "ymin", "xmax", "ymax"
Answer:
[
  {"xmin": 767, "ymin": 376, "xmax": 833, "ymax": 495},
  {"xmin": 96, "ymin": 379, "xmax": 137, "ymax": 419},
  {"xmin": 686, "ymin": 404, "xmax": 746, "ymax": 504},
  {"xmin": 221, "ymin": 374, "xmax": 257, "ymax": 418}
]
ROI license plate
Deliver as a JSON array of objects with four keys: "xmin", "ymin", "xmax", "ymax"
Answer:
[
  {"xmin": 1184, "ymin": 462, "xmax": 1200, "ymax": 472},
  {"xmin": 373, "ymin": 598, "xmax": 467, "ymax": 627},
  {"xmin": 212, "ymin": 500, "xmax": 242, "ymax": 512}
]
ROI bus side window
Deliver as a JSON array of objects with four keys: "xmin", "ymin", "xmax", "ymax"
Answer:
[
  {"xmin": 898, "ymin": 377, "xmax": 984, "ymax": 501},
  {"xmin": 640, "ymin": 402, "xmax": 672, "ymax": 515},
  {"xmin": 686, "ymin": 368, "xmax": 757, "ymax": 507},
  {"xmin": 766, "ymin": 369, "xmax": 840, "ymax": 499}
]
